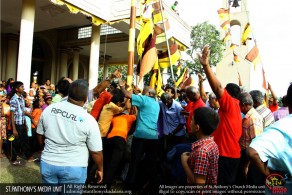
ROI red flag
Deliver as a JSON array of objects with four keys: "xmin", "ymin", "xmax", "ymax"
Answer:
[
  {"xmin": 245, "ymin": 45, "xmax": 259, "ymax": 62},
  {"xmin": 138, "ymin": 33, "xmax": 157, "ymax": 81}
]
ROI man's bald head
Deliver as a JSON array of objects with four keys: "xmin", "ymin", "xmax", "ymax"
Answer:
[
  {"xmin": 186, "ymin": 86, "xmax": 200, "ymax": 102},
  {"xmin": 142, "ymin": 86, "xmax": 156, "ymax": 98}
]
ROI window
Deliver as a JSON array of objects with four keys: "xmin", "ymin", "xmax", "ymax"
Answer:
[
  {"xmin": 78, "ymin": 25, "xmax": 122, "ymax": 39},
  {"xmin": 78, "ymin": 26, "xmax": 92, "ymax": 39}
]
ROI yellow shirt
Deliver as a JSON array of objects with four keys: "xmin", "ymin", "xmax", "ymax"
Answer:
[{"xmin": 98, "ymin": 102, "xmax": 123, "ymax": 137}]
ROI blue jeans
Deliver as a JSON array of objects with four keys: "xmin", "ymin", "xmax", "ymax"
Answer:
[{"xmin": 40, "ymin": 160, "xmax": 87, "ymax": 184}]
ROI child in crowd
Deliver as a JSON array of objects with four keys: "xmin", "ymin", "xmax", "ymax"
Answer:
[
  {"xmin": 0, "ymin": 84, "xmax": 7, "ymax": 96},
  {"xmin": 181, "ymin": 107, "xmax": 220, "ymax": 185},
  {"xmin": 30, "ymin": 99, "xmax": 42, "ymax": 154},
  {"xmin": 44, "ymin": 94, "xmax": 52, "ymax": 108},
  {"xmin": 48, "ymin": 84, "xmax": 56, "ymax": 97}
]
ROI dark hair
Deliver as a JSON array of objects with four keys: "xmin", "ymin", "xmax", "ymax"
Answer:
[
  {"xmin": 32, "ymin": 99, "xmax": 40, "ymax": 109},
  {"xmin": 6, "ymin": 78, "xmax": 14, "ymax": 88},
  {"xmin": 10, "ymin": 81, "xmax": 23, "ymax": 96},
  {"xmin": 193, "ymin": 107, "xmax": 220, "ymax": 135},
  {"xmin": 225, "ymin": 83, "xmax": 240, "ymax": 99},
  {"xmin": 286, "ymin": 83, "xmax": 292, "ymax": 108},
  {"xmin": 57, "ymin": 78, "xmax": 70, "ymax": 97},
  {"xmin": 12, "ymin": 81, "xmax": 23, "ymax": 89},
  {"xmin": 68, "ymin": 79, "xmax": 89, "ymax": 101},
  {"xmin": 111, "ymin": 88, "xmax": 125, "ymax": 104},
  {"xmin": 165, "ymin": 86, "xmax": 175, "ymax": 95},
  {"xmin": 110, "ymin": 81, "xmax": 117, "ymax": 89},
  {"xmin": 161, "ymin": 92, "xmax": 171, "ymax": 104}
]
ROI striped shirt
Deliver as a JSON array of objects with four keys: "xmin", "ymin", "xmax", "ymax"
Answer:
[
  {"xmin": 188, "ymin": 136, "xmax": 219, "ymax": 185},
  {"xmin": 255, "ymin": 104, "xmax": 275, "ymax": 128},
  {"xmin": 240, "ymin": 107, "xmax": 263, "ymax": 149},
  {"xmin": 10, "ymin": 93, "xmax": 26, "ymax": 125}
]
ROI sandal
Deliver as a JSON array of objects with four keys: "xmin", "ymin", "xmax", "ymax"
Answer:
[
  {"xmin": 27, "ymin": 157, "xmax": 39, "ymax": 163},
  {"xmin": 11, "ymin": 160, "xmax": 21, "ymax": 166}
]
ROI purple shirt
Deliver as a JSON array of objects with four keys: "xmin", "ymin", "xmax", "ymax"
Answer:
[
  {"xmin": 273, "ymin": 107, "xmax": 289, "ymax": 121},
  {"xmin": 41, "ymin": 103, "xmax": 48, "ymax": 111}
]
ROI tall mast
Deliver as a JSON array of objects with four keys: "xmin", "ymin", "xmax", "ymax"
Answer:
[{"xmin": 127, "ymin": 0, "xmax": 136, "ymax": 89}]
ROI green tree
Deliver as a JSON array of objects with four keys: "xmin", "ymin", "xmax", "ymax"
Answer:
[{"xmin": 185, "ymin": 21, "xmax": 224, "ymax": 75}]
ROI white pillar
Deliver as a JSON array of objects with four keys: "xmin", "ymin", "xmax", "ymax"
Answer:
[
  {"xmin": 88, "ymin": 25, "xmax": 101, "ymax": 89},
  {"xmin": 59, "ymin": 48, "xmax": 69, "ymax": 78},
  {"xmin": 17, "ymin": 0, "xmax": 35, "ymax": 91},
  {"xmin": 6, "ymin": 34, "xmax": 19, "ymax": 80},
  {"xmin": 72, "ymin": 48, "xmax": 80, "ymax": 81}
]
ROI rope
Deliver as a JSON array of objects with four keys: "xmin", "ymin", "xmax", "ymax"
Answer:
[{"xmin": 102, "ymin": 26, "xmax": 108, "ymax": 67}]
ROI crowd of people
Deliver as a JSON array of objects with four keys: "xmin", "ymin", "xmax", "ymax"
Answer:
[{"xmin": 0, "ymin": 45, "xmax": 291, "ymax": 194}]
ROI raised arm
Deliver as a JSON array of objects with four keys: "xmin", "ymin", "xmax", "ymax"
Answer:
[
  {"xmin": 92, "ymin": 70, "xmax": 122, "ymax": 98},
  {"xmin": 198, "ymin": 74, "xmax": 207, "ymax": 103},
  {"xmin": 118, "ymin": 79, "xmax": 132, "ymax": 99},
  {"xmin": 268, "ymin": 82, "xmax": 277, "ymax": 105},
  {"xmin": 238, "ymin": 72, "xmax": 243, "ymax": 87},
  {"xmin": 198, "ymin": 45, "xmax": 224, "ymax": 99}
]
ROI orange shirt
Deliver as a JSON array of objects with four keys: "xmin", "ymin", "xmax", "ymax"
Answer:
[
  {"xmin": 107, "ymin": 114, "xmax": 136, "ymax": 141},
  {"xmin": 213, "ymin": 89, "xmax": 242, "ymax": 158},
  {"xmin": 31, "ymin": 108, "xmax": 42, "ymax": 128},
  {"xmin": 90, "ymin": 91, "xmax": 112, "ymax": 120}
]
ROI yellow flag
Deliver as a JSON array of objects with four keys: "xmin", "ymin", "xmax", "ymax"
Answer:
[
  {"xmin": 158, "ymin": 43, "xmax": 181, "ymax": 68},
  {"xmin": 242, "ymin": 23, "xmax": 252, "ymax": 45},
  {"xmin": 137, "ymin": 19, "xmax": 154, "ymax": 56}
]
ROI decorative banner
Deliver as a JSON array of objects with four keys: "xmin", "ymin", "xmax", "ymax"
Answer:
[
  {"xmin": 137, "ymin": 0, "xmax": 181, "ymax": 92},
  {"xmin": 158, "ymin": 42, "xmax": 181, "ymax": 68},
  {"xmin": 223, "ymin": 31, "xmax": 232, "ymax": 43},
  {"xmin": 241, "ymin": 23, "xmax": 252, "ymax": 45},
  {"xmin": 175, "ymin": 68, "xmax": 188, "ymax": 87},
  {"xmin": 217, "ymin": 8, "xmax": 230, "ymax": 31},
  {"xmin": 233, "ymin": 51, "xmax": 240, "ymax": 62},
  {"xmin": 245, "ymin": 45, "xmax": 260, "ymax": 70},
  {"xmin": 138, "ymin": 33, "xmax": 157, "ymax": 80}
]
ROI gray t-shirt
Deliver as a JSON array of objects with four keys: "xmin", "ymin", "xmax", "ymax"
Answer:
[{"xmin": 37, "ymin": 101, "xmax": 102, "ymax": 167}]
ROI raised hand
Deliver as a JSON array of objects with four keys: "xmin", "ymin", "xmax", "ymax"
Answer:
[
  {"xmin": 110, "ymin": 69, "xmax": 122, "ymax": 79},
  {"xmin": 197, "ymin": 45, "xmax": 210, "ymax": 66}
]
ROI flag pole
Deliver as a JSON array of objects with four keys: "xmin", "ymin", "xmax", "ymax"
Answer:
[
  {"xmin": 127, "ymin": 0, "xmax": 136, "ymax": 90},
  {"xmin": 158, "ymin": 0, "xmax": 175, "ymax": 82}
]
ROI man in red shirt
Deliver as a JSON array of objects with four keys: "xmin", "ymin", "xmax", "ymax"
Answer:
[
  {"xmin": 198, "ymin": 45, "xmax": 242, "ymax": 185},
  {"xmin": 181, "ymin": 86, "xmax": 206, "ymax": 134},
  {"xmin": 267, "ymin": 83, "xmax": 279, "ymax": 112}
]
